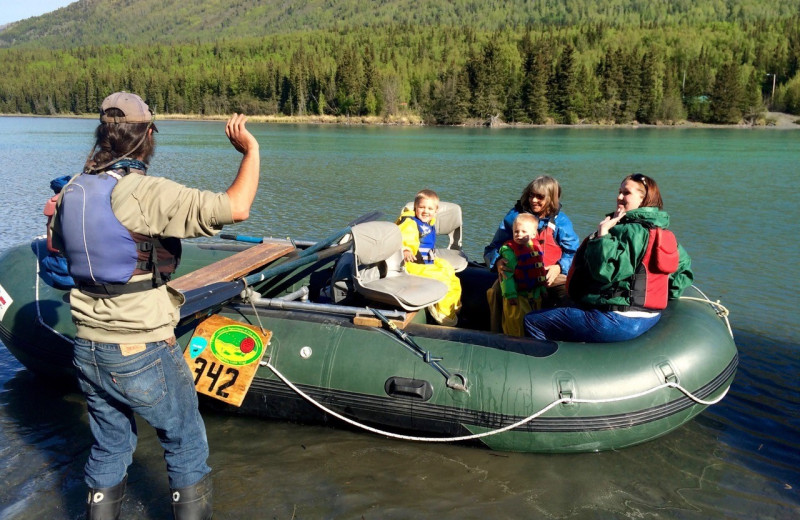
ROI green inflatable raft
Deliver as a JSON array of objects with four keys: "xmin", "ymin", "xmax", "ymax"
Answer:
[{"xmin": 0, "ymin": 219, "xmax": 737, "ymax": 454}]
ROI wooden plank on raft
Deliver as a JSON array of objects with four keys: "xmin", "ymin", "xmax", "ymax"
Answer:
[
  {"xmin": 168, "ymin": 240, "xmax": 296, "ymax": 293},
  {"xmin": 352, "ymin": 311, "xmax": 418, "ymax": 330}
]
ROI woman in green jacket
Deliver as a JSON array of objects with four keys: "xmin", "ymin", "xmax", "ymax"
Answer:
[{"xmin": 524, "ymin": 174, "xmax": 693, "ymax": 342}]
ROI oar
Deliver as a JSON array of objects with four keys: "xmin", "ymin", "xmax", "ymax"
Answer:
[
  {"xmin": 219, "ymin": 210, "xmax": 384, "ymax": 245},
  {"xmin": 179, "ymin": 210, "xmax": 383, "ymax": 319},
  {"xmin": 219, "ymin": 233, "xmax": 263, "ymax": 244},
  {"xmin": 180, "ymin": 237, "xmax": 350, "ymax": 319},
  {"xmin": 369, "ymin": 308, "xmax": 468, "ymax": 392},
  {"xmin": 241, "ymin": 209, "xmax": 384, "ymax": 285}
]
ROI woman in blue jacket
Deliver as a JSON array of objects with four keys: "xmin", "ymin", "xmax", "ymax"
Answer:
[{"xmin": 484, "ymin": 176, "xmax": 580, "ymax": 329}]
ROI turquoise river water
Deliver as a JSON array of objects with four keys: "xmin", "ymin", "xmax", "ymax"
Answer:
[{"xmin": 0, "ymin": 117, "xmax": 797, "ymax": 519}]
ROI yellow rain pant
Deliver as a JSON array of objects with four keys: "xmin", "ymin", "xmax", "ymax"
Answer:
[
  {"xmin": 404, "ymin": 258, "xmax": 462, "ymax": 326},
  {"xmin": 486, "ymin": 279, "xmax": 503, "ymax": 333},
  {"xmin": 500, "ymin": 293, "xmax": 542, "ymax": 337}
]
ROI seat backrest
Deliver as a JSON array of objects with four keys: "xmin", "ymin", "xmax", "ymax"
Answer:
[
  {"xmin": 351, "ymin": 221, "xmax": 405, "ymax": 280},
  {"xmin": 402, "ymin": 200, "xmax": 463, "ymax": 251},
  {"xmin": 348, "ymin": 220, "xmax": 449, "ymax": 311},
  {"xmin": 434, "ymin": 201, "xmax": 463, "ymax": 251}
]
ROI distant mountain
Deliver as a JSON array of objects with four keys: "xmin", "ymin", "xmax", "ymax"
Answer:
[{"xmin": 2, "ymin": 0, "xmax": 799, "ymax": 48}]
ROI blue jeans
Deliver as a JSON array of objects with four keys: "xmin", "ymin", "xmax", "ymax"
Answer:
[
  {"xmin": 73, "ymin": 337, "xmax": 211, "ymax": 489},
  {"xmin": 523, "ymin": 307, "xmax": 661, "ymax": 343}
]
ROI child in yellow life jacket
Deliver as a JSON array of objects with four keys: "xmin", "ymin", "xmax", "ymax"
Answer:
[
  {"xmin": 498, "ymin": 213, "xmax": 547, "ymax": 336},
  {"xmin": 395, "ymin": 189, "xmax": 462, "ymax": 326}
]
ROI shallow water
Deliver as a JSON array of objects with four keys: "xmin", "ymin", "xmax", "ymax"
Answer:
[{"xmin": 0, "ymin": 117, "xmax": 798, "ymax": 519}]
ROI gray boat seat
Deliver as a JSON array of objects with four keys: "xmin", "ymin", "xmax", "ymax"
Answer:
[
  {"xmin": 402, "ymin": 201, "xmax": 468, "ymax": 272},
  {"xmin": 349, "ymin": 221, "xmax": 448, "ymax": 311}
]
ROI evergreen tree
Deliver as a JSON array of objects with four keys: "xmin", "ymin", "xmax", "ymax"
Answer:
[
  {"xmin": 334, "ymin": 46, "xmax": 363, "ymax": 116},
  {"xmin": 660, "ymin": 61, "xmax": 687, "ymax": 123},
  {"xmin": 619, "ymin": 50, "xmax": 642, "ymax": 123},
  {"xmin": 427, "ymin": 68, "xmax": 470, "ymax": 124},
  {"xmin": 710, "ymin": 62, "xmax": 743, "ymax": 124},
  {"xmin": 740, "ymin": 69, "xmax": 765, "ymax": 123},
  {"xmin": 518, "ymin": 36, "xmax": 551, "ymax": 124},
  {"xmin": 598, "ymin": 48, "xmax": 624, "ymax": 122},
  {"xmin": 637, "ymin": 52, "xmax": 660, "ymax": 124},
  {"xmin": 552, "ymin": 44, "xmax": 578, "ymax": 124},
  {"xmin": 466, "ymin": 37, "xmax": 507, "ymax": 121}
]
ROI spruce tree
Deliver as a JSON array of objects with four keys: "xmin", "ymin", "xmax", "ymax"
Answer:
[{"xmin": 710, "ymin": 62, "xmax": 743, "ymax": 124}]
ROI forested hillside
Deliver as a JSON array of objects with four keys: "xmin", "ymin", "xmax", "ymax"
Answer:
[
  {"xmin": 3, "ymin": 0, "xmax": 799, "ymax": 48},
  {"xmin": 1, "ymin": 1, "xmax": 799, "ymax": 124}
]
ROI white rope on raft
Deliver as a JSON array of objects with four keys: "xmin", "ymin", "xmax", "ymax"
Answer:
[
  {"xmin": 252, "ymin": 282, "xmax": 734, "ymax": 443},
  {"xmin": 680, "ymin": 285, "xmax": 734, "ymax": 338},
  {"xmin": 263, "ymin": 359, "xmax": 730, "ymax": 444},
  {"xmin": 30, "ymin": 239, "xmax": 734, "ymax": 444}
]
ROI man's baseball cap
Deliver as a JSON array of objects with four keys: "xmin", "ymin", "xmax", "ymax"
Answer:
[{"xmin": 100, "ymin": 92, "xmax": 157, "ymax": 131}]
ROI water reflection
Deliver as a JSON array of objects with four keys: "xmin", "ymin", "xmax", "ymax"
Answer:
[
  {"xmin": 0, "ymin": 329, "xmax": 798, "ymax": 519},
  {"xmin": 1, "ymin": 118, "xmax": 799, "ymax": 518}
]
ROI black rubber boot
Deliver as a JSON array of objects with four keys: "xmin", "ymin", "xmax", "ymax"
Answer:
[
  {"xmin": 86, "ymin": 474, "xmax": 127, "ymax": 520},
  {"xmin": 171, "ymin": 474, "xmax": 213, "ymax": 520}
]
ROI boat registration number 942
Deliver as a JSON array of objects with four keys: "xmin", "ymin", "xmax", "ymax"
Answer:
[{"xmin": 183, "ymin": 314, "xmax": 271, "ymax": 407}]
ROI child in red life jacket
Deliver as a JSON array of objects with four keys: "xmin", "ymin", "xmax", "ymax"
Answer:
[
  {"xmin": 396, "ymin": 189, "xmax": 462, "ymax": 326},
  {"xmin": 497, "ymin": 213, "xmax": 548, "ymax": 336}
]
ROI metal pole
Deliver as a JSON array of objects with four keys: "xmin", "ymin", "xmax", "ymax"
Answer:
[
  {"xmin": 766, "ymin": 73, "xmax": 776, "ymax": 107},
  {"xmin": 771, "ymin": 73, "xmax": 776, "ymax": 105}
]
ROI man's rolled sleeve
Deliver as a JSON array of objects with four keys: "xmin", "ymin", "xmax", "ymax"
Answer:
[{"xmin": 115, "ymin": 175, "xmax": 235, "ymax": 238}]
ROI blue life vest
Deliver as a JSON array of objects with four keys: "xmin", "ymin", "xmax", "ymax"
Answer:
[
  {"xmin": 412, "ymin": 217, "xmax": 436, "ymax": 264},
  {"xmin": 58, "ymin": 170, "xmax": 180, "ymax": 297}
]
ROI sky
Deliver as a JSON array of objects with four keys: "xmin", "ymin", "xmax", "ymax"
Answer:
[{"xmin": 0, "ymin": 0, "xmax": 75, "ymax": 26}]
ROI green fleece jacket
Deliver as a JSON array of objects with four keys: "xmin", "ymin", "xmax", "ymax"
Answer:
[{"xmin": 569, "ymin": 207, "xmax": 693, "ymax": 308}]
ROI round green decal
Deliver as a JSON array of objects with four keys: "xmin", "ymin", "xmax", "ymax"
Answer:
[{"xmin": 209, "ymin": 325, "xmax": 264, "ymax": 366}]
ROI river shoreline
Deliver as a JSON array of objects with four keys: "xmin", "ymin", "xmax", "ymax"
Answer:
[{"xmin": 2, "ymin": 111, "xmax": 798, "ymax": 128}]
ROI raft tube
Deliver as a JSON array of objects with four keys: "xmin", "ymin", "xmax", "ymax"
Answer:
[{"xmin": 0, "ymin": 238, "xmax": 737, "ymax": 453}]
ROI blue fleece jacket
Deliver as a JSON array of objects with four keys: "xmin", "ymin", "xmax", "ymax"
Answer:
[{"xmin": 483, "ymin": 204, "xmax": 579, "ymax": 275}]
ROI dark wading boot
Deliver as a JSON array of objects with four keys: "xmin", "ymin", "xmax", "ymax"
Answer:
[
  {"xmin": 171, "ymin": 473, "xmax": 213, "ymax": 520},
  {"xmin": 86, "ymin": 474, "xmax": 127, "ymax": 520}
]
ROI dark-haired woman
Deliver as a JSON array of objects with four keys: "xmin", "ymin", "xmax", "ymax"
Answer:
[
  {"xmin": 524, "ymin": 174, "xmax": 693, "ymax": 343},
  {"xmin": 51, "ymin": 92, "xmax": 260, "ymax": 520}
]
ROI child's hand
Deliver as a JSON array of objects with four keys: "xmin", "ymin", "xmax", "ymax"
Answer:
[
  {"xmin": 508, "ymin": 297, "xmax": 518, "ymax": 306},
  {"xmin": 403, "ymin": 249, "xmax": 415, "ymax": 263}
]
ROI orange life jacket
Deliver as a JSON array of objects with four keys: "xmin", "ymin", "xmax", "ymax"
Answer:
[{"xmin": 505, "ymin": 239, "xmax": 546, "ymax": 293}]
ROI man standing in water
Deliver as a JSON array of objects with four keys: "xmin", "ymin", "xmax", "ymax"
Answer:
[{"xmin": 50, "ymin": 92, "xmax": 260, "ymax": 520}]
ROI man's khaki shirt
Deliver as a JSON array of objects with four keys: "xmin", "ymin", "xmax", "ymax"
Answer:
[{"xmin": 51, "ymin": 172, "xmax": 235, "ymax": 344}]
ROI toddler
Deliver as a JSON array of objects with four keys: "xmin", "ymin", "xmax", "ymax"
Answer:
[
  {"xmin": 396, "ymin": 189, "xmax": 462, "ymax": 325},
  {"xmin": 497, "ymin": 213, "xmax": 547, "ymax": 336}
]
